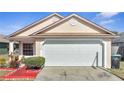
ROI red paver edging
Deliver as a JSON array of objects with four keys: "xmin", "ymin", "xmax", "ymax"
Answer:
[
  {"xmin": 0, "ymin": 68, "xmax": 16, "ymax": 71},
  {"xmin": 0, "ymin": 66, "xmax": 41, "ymax": 80}
]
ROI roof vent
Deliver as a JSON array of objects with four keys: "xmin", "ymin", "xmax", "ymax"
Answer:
[{"xmin": 69, "ymin": 18, "xmax": 77, "ymax": 26}]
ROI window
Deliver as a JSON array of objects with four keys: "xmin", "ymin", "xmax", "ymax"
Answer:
[{"xmin": 23, "ymin": 43, "xmax": 33, "ymax": 56}]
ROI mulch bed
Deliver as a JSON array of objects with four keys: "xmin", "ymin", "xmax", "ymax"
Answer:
[{"xmin": 0, "ymin": 66, "xmax": 41, "ymax": 80}]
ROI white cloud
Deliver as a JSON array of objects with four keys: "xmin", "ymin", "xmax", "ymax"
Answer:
[
  {"xmin": 100, "ymin": 19, "xmax": 115, "ymax": 25},
  {"xmin": 93, "ymin": 12, "xmax": 120, "ymax": 26},
  {"xmin": 96, "ymin": 12, "xmax": 120, "ymax": 19}
]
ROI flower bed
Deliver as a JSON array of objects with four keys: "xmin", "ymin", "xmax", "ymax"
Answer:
[{"xmin": 0, "ymin": 56, "xmax": 43, "ymax": 80}]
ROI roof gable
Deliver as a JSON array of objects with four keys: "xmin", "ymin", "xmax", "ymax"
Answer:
[
  {"xmin": 9, "ymin": 13, "xmax": 64, "ymax": 37},
  {"xmin": 32, "ymin": 14, "xmax": 116, "ymax": 36}
]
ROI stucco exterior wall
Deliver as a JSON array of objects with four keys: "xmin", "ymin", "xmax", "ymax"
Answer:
[
  {"xmin": 35, "ymin": 39, "xmax": 41, "ymax": 56},
  {"xmin": 103, "ymin": 39, "xmax": 112, "ymax": 68},
  {"xmin": 19, "ymin": 42, "xmax": 23, "ymax": 55},
  {"xmin": 16, "ymin": 16, "xmax": 61, "ymax": 36}
]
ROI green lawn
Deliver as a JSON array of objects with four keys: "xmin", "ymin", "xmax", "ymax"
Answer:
[
  {"xmin": 0, "ymin": 70, "xmax": 10, "ymax": 81},
  {"xmin": 0, "ymin": 70, "xmax": 10, "ymax": 76},
  {"xmin": 0, "ymin": 54, "xmax": 9, "ymax": 80},
  {"xmin": 0, "ymin": 54, "xmax": 9, "ymax": 61},
  {"xmin": 107, "ymin": 62, "xmax": 124, "ymax": 80}
]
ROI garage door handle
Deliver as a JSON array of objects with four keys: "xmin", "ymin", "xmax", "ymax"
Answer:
[
  {"xmin": 92, "ymin": 52, "xmax": 98, "ymax": 66},
  {"xmin": 96, "ymin": 52, "xmax": 98, "ymax": 66}
]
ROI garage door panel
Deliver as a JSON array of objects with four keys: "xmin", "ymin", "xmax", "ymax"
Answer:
[{"xmin": 43, "ymin": 40, "xmax": 103, "ymax": 66}]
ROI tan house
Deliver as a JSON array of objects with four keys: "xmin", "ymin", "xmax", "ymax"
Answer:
[{"xmin": 8, "ymin": 13, "xmax": 116, "ymax": 68}]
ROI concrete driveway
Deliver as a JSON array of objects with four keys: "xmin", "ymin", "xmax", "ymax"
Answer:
[{"xmin": 35, "ymin": 66, "xmax": 122, "ymax": 81}]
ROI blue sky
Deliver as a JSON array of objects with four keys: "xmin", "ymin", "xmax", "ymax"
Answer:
[{"xmin": 0, "ymin": 12, "xmax": 124, "ymax": 35}]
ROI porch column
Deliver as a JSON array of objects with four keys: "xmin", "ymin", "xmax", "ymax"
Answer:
[
  {"xmin": 40, "ymin": 40, "xmax": 44, "ymax": 56},
  {"xmin": 9, "ymin": 41, "xmax": 14, "ymax": 54},
  {"xmin": 103, "ymin": 39, "xmax": 112, "ymax": 68}
]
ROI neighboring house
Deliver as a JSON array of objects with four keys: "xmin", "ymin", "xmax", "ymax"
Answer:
[
  {"xmin": 0, "ymin": 34, "xmax": 9, "ymax": 54},
  {"xmin": 8, "ymin": 13, "xmax": 117, "ymax": 68},
  {"xmin": 112, "ymin": 32, "xmax": 124, "ymax": 58}
]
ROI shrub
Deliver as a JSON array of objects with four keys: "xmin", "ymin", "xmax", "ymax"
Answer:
[
  {"xmin": 24, "ymin": 57, "xmax": 45, "ymax": 69},
  {"xmin": 0, "ymin": 57, "xmax": 6, "ymax": 67},
  {"xmin": 9, "ymin": 55, "xmax": 20, "ymax": 68}
]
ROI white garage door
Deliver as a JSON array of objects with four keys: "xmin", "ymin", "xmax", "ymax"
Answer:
[{"xmin": 42, "ymin": 39, "xmax": 103, "ymax": 66}]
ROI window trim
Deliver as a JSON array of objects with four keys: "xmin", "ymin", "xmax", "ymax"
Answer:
[{"xmin": 23, "ymin": 43, "xmax": 34, "ymax": 56}]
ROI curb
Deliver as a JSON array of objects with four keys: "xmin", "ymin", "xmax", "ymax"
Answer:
[{"xmin": 98, "ymin": 67, "xmax": 123, "ymax": 80}]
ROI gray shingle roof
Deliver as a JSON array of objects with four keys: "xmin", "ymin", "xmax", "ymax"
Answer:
[
  {"xmin": 0, "ymin": 34, "xmax": 9, "ymax": 43},
  {"xmin": 113, "ymin": 32, "xmax": 124, "ymax": 43}
]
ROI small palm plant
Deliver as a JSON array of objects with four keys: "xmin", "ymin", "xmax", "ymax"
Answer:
[{"xmin": 9, "ymin": 53, "xmax": 21, "ymax": 68}]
